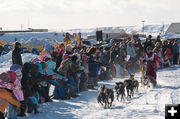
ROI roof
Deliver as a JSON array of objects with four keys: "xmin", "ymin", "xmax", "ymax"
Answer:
[
  {"xmin": 103, "ymin": 29, "xmax": 126, "ymax": 34},
  {"xmin": 165, "ymin": 23, "xmax": 180, "ymax": 34}
]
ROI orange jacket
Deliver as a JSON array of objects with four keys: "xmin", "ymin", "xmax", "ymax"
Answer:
[{"xmin": 0, "ymin": 89, "xmax": 21, "ymax": 113}]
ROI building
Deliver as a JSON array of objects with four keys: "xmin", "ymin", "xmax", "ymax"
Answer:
[
  {"xmin": 0, "ymin": 28, "xmax": 48, "ymax": 34},
  {"xmin": 165, "ymin": 23, "xmax": 180, "ymax": 34},
  {"xmin": 28, "ymin": 28, "xmax": 48, "ymax": 32},
  {"xmin": 102, "ymin": 29, "xmax": 127, "ymax": 40}
]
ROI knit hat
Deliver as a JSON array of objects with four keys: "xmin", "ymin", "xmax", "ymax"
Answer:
[
  {"xmin": 7, "ymin": 71, "xmax": 17, "ymax": 83},
  {"xmin": 45, "ymin": 44, "xmax": 53, "ymax": 54},
  {"xmin": 10, "ymin": 65, "xmax": 22, "ymax": 80},
  {"xmin": 170, "ymin": 39, "xmax": 174, "ymax": 43},
  {"xmin": 10, "ymin": 65, "xmax": 21, "ymax": 71}
]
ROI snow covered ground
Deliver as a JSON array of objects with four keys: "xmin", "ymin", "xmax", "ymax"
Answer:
[{"xmin": 0, "ymin": 52, "xmax": 180, "ymax": 119}]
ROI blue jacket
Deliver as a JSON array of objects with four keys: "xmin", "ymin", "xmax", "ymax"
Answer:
[
  {"xmin": 126, "ymin": 45, "xmax": 136, "ymax": 58},
  {"xmin": 88, "ymin": 55, "xmax": 99, "ymax": 78}
]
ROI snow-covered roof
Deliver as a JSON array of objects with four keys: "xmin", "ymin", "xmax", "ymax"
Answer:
[{"xmin": 165, "ymin": 23, "xmax": 180, "ymax": 34}]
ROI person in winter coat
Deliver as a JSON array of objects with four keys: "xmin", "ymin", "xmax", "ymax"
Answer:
[
  {"xmin": 103, "ymin": 48, "xmax": 110, "ymax": 65},
  {"xmin": 162, "ymin": 40, "xmax": 169, "ymax": 55},
  {"xmin": 55, "ymin": 43, "xmax": 65, "ymax": 71},
  {"xmin": 153, "ymin": 42, "xmax": 163, "ymax": 69},
  {"xmin": 40, "ymin": 44, "xmax": 53, "ymax": 61},
  {"xmin": 60, "ymin": 44, "xmax": 73, "ymax": 67},
  {"xmin": 126, "ymin": 41, "xmax": 136, "ymax": 59},
  {"xmin": 0, "ymin": 71, "xmax": 23, "ymax": 101},
  {"xmin": 79, "ymin": 53, "xmax": 88, "ymax": 91},
  {"xmin": 38, "ymin": 61, "xmax": 50, "ymax": 102},
  {"xmin": 10, "ymin": 65, "xmax": 27, "ymax": 117},
  {"xmin": 70, "ymin": 53, "xmax": 85, "ymax": 93},
  {"xmin": 63, "ymin": 32, "xmax": 71, "ymax": 46},
  {"xmin": 110, "ymin": 46, "xmax": 119, "ymax": 63},
  {"xmin": 143, "ymin": 36, "xmax": 154, "ymax": 52},
  {"xmin": 21, "ymin": 62, "xmax": 54, "ymax": 114},
  {"xmin": 12, "ymin": 42, "xmax": 23, "ymax": 66},
  {"xmin": 44, "ymin": 57, "xmax": 69, "ymax": 100},
  {"xmin": 7, "ymin": 65, "xmax": 24, "ymax": 119},
  {"xmin": 134, "ymin": 39, "xmax": 143, "ymax": 57},
  {"xmin": 169, "ymin": 39, "xmax": 174, "ymax": 64},
  {"xmin": 0, "ymin": 88, "xmax": 21, "ymax": 119},
  {"xmin": 57, "ymin": 54, "xmax": 80, "ymax": 98},
  {"xmin": 99, "ymin": 46, "xmax": 104, "ymax": 63},
  {"xmin": 164, "ymin": 48, "xmax": 171, "ymax": 67},
  {"xmin": 0, "ymin": 71, "xmax": 21, "ymax": 119},
  {"xmin": 96, "ymin": 51, "xmax": 102, "ymax": 82},
  {"xmin": 145, "ymin": 46, "xmax": 159, "ymax": 87},
  {"xmin": 172, "ymin": 40, "xmax": 179, "ymax": 65},
  {"xmin": 155, "ymin": 35, "xmax": 162, "ymax": 46},
  {"xmin": 109, "ymin": 46, "xmax": 119, "ymax": 78},
  {"xmin": 87, "ymin": 47, "xmax": 99, "ymax": 89},
  {"xmin": 114, "ymin": 50, "xmax": 126, "ymax": 78}
]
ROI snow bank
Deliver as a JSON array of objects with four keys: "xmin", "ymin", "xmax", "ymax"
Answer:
[
  {"xmin": 23, "ymin": 37, "xmax": 58, "ymax": 46},
  {"xmin": 0, "ymin": 32, "xmax": 64, "ymax": 43},
  {"xmin": 0, "ymin": 52, "xmax": 38, "ymax": 73}
]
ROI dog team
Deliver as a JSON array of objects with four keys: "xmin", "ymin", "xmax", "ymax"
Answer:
[{"xmin": 97, "ymin": 73, "xmax": 153, "ymax": 109}]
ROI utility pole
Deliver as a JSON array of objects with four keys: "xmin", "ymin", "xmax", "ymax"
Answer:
[
  {"xmin": 142, "ymin": 20, "xmax": 145, "ymax": 35},
  {"xmin": 21, "ymin": 24, "xmax": 23, "ymax": 30}
]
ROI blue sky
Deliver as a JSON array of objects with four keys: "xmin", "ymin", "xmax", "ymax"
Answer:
[{"xmin": 0, "ymin": 0, "xmax": 180, "ymax": 30}]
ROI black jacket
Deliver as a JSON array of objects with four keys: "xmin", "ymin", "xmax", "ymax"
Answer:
[{"xmin": 12, "ymin": 47, "xmax": 23, "ymax": 66}]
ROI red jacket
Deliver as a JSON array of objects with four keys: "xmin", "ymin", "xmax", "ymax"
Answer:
[
  {"xmin": 145, "ymin": 52, "xmax": 158, "ymax": 69},
  {"xmin": 164, "ymin": 48, "xmax": 171, "ymax": 60}
]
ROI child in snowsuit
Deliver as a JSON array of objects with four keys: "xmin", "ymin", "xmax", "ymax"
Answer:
[{"xmin": 0, "ymin": 72, "xmax": 21, "ymax": 119}]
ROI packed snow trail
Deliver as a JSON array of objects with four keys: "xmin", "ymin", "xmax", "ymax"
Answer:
[
  {"xmin": 19, "ymin": 65, "xmax": 180, "ymax": 119},
  {"xmin": 0, "ymin": 53, "xmax": 180, "ymax": 119}
]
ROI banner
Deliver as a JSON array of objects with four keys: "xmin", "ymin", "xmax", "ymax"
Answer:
[
  {"xmin": 0, "ymin": 35, "xmax": 83, "ymax": 56},
  {"xmin": 63, "ymin": 35, "xmax": 83, "ymax": 47}
]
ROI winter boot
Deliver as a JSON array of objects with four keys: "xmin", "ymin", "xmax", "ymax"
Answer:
[{"xmin": 33, "ymin": 104, "xmax": 40, "ymax": 115}]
